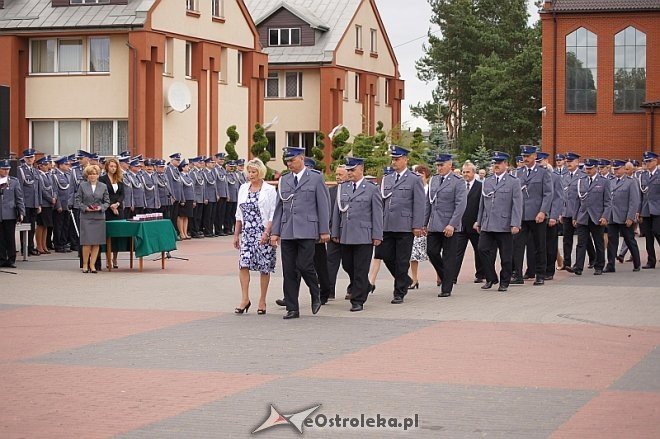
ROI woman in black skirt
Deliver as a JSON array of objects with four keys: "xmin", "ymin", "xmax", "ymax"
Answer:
[
  {"xmin": 177, "ymin": 160, "xmax": 195, "ymax": 240},
  {"xmin": 99, "ymin": 157, "xmax": 125, "ymax": 268}
]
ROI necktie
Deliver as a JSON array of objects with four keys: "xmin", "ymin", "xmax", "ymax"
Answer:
[
  {"xmin": 440, "ymin": 176, "xmax": 445, "ymax": 185},
  {"xmin": 395, "ymin": 173, "xmax": 400, "ymax": 183},
  {"xmin": 294, "ymin": 175, "xmax": 298, "ymax": 187},
  {"xmin": 352, "ymin": 182, "xmax": 356, "ymax": 193},
  {"xmin": 466, "ymin": 181, "xmax": 470, "ymax": 191},
  {"xmin": 526, "ymin": 168, "xmax": 531, "ymax": 178},
  {"xmin": 588, "ymin": 177, "xmax": 593, "ymax": 187}
]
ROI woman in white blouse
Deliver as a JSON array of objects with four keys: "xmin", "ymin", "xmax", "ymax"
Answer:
[{"xmin": 233, "ymin": 158, "xmax": 277, "ymax": 315}]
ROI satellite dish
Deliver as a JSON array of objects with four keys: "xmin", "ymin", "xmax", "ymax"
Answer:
[
  {"xmin": 328, "ymin": 124, "xmax": 343, "ymax": 140},
  {"xmin": 166, "ymin": 82, "xmax": 191, "ymax": 113},
  {"xmin": 262, "ymin": 115, "xmax": 279, "ymax": 131}
]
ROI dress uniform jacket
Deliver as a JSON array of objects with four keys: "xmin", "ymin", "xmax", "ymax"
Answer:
[
  {"xmin": 52, "ymin": 169, "xmax": 73, "ymax": 211},
  {"xmin": 18, "ymin": 163, "xmax": 40, "ymax": 209},
  {"xmin": 549, "ymin": 170, "xmax": 565, "ymax": 222},
  {"xmin": 609, "ymin": 176, "xmax": 640, "ymax": 224},
  {"xmin": 380, "ymin": 170, "xmax": 426, "ymax": 232},
  {"xmin": 126, "ymin": 172, "xmax": 146, "ymax": 208},
  {"xmin": 38, "ymin": 170, "xmax": 56, "ymax": 207},
  {"xmin": 0, "ymin": 177, "xmax": 25, "ymax": 220},
  {"xmin": 181, "ymin": 173, "xmax": 195, "ymax": 201},
  {"xmin": 561, "ymin": 169, "xmax": 586, "ymax": 219},
  {"xmin": 203, "ymin": 168, "xmax": 219, "ymax": 201},
  {"xmin": 515, "ymin": 165, "xmax": 553, "ymax": 220},
  {"xmin": 166, "ymin": 165, "xmax": 183, "ymax": 202},
  {"xmin": 214, "ymin": 166, "xmax": 229, "ymax": 198},
  {"xmin": 640, "ymin": 169, "xmax": 660, "ymax": 216},
  {"xmin": 142, "ymin": 172, "xmax": 161, "ymax": 210},
  {"xmin": 226, "ymin": 171, "xmax": 239, "ymax": 202},
  {"xmin": 156, "ymin": 172, "xmax": 172, "ymax": 207},
  {"xmin": 272, "ymin": 169, "xmax": 330, "ymax": 240},
  {"xmin": 477, "ymin": 173, "xmax": 523, "ymax": 232},
  {"xmin": 331, "ymin": 180, "xmax": 383, "ymax": 244},
  {"xmin": 191, "ymin": 168, "xmax": 206, "ymax": 203},
  {"xmin": 424, "ymin": 173, "xmax": 467, "ymax": 233},
  {"xmin": 574, "ymin": 175, "xmax": 612, "ymax": 226}
]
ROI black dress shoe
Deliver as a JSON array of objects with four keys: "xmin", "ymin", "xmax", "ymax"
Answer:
[
  {"xmin": 275, "ymin": 299, "xmax": 286, "ymax": 307},
  {"xmin": 588, "ymin": 263, "xmax": 594, "ymax": 269},
  {"xmin": 533, "ymin": 277, "xmax": 545, "ymax": 286},
  {"xmin": 574, "ymin": 269, "xmax": 583, "ymax": 275},
  {"xmin": 603, "ymin": 267, "xmax": 615, "ymax": 273},
  {"xmin": 544, "ymin": 275, "xmax": 554, "ymax": 281},
  {"xmin": 350, "ymin": 304, "xmax": 363, "ymax": 312},
  {"xmin": 593, "ymin": 269, "xmax": 603, "ymax": 275},
  {"xmin": 523, "ymin": 273, "xmax": 535, "ymax": 280},
  {"xmin": 344, "ymin": 293, "xmax": 352, "ymax": 300},
  {"xmin": 320, "ymin": 298, "xmax": 328, "ymax": 305},
  {"xmin": 311, "ymin": 300, "xmax": 321, "ymax": 315},
  {"xmin": 498, "ymin": 284, "xmax": 509, "ymax": 292},
  {"xmin": 474, "ymin": 278, "xmax": 485, "ymax": 283},
  {"xmin": 633, "ymin": 267, "xmax": 641, "ymax": 272},
  {"xmin": 642, "ymin": 264, "xmax": 655, "ymax": 269},
  {"xmin": 5, "ymin": 263, "xmax": 17, "ymax": 268},
  {"xmin": 29, "ymin": 249, "xmax": 40, "ymax": 256},
  {"xmin": 438, "ymin": 291, "xmax": 451, "ymax": 297},
  {"xmin": 616, "ymin": 255, "xmax": 625, "ymax": 263},
  {"xmin": 391, "ymin": 296, "xmax": 403, "ymax": 304},
  {"xmin": 510, "ymin": 277, "xmax": 524, "ymax": 285},
  {"xmin": 283, "ymin": 311, "xmax": 300, "ymax": 319},
  {"xmin": 565, "ymin": 266, "xmax": 575, "ymax": 273},
  {"xmin": 558, "ymin": 265, "xmax": 568, "ymax": 271},
  {"xmin": 481, "ymin": 281, "xmax": 494, "ymax": 290}
]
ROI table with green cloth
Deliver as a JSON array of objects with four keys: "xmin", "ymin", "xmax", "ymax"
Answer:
[{"xmin": 105, "ymin": 219, "xmax": 177, "ymax": 272}]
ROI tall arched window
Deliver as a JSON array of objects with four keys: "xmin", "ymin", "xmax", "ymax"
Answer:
[
  {"xmin": 565, "ymin": 27, "xmax": 597, "ymax": 113},
  {"xmin": 614, "ymin": 26, "xmax": 646, "ymax": 113}
]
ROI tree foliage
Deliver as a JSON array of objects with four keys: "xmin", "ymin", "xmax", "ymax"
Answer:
[
  {"xmin": 250, "ymin": 123, "xmax": 274, "ymax": 179},
  {"xmin": 415, "ymin": 0, "xmax": 541, "ymax": 157},
  {"xmin": 312, "ymin": 132, "xmax": 326, "ymax": 172},
  {"xmin": 224, "ymin": 125, "xmax": 239, "ymax": 161}
]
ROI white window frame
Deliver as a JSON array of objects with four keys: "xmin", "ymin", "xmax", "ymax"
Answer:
[
  {"xmin": 212, "ymin": 0, "xmax": 224, "ymax": 18},
  {"xmin": 265, "ymin": 71, "xmax": 279, "ymax": 98},
  {"xmin": 29, "ymin": 120, "xmax": 82, "ymax": 156},
  {"xmin": 343, "ymin": 71, "xmax": 349, "ymax": 101},
  {"xmin": 385, "ymin": 78, "xmax": 390, "ymax": 105},
  {"xmin": 286, "ymin": 131, "xmax": 317, "ymax": 156},
  {"xmin": 285, "ymin": 71, "xmax": 303, "ymax": 98},
  {"xmin": 237, "ymin": 51, "xmax": 243, "ymax": 86},
  {"xmin": 87, "ymin": 36, "xmax": 110, "ymax": 74},
  {"xmin": 354, "ymin": 73, "xmax": 360, "ymax": 101},
  {"xmin": 268, "ymin": 28, "xmax": 302, "ymax": 47},
  {"xmin": 355, "ymin": 25, "xmax": 363, "ymax": 50},
  {"xmin": 163, "ymin": 37, "xmax": 174, "ymax": 76},
  {"xmin": 29, "ymin": 37, "xmax": 85, "ymax": 75},
  {"xmin": 186, "ymin": 0, "xmax": 197, "ymax": 12},
  {"xmin": 70, "ymin": 0, "xmax": 110, "ymax": 4},
  {"xmin": 370, "ymin": 28, "xmax": 377, "ymax": 53},
  {"xmin": 88, "ymin": 120, "xmax": 128, "ymax": 156},
  {"xmin": 185, "ymin": 42, "xmax": 193, "ymax": 78}
]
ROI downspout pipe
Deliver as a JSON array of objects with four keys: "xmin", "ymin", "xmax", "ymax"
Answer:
[
  {"xmin": 552, "ymin": 7, "xmax": 557, "ymax": 160},
  {"xmin": 126, "ymin": 42, "xmax": 138, "ymax": 155}
]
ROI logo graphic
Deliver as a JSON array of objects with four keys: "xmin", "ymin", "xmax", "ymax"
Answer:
[{"xmin": 253, "ymin": 404, "xmax": 321, "ymax": 434}]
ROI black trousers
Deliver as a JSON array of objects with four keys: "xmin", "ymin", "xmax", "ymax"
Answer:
[
  {"xmin": 192, "ymin": 203, "xmax": 204, "ymax": 235},
  {"xmin": 159, "ymin": 204, "xmax": 171, "ymax": 219},
  {"xmin": 545, "ymin": 223, "xmax": 560, "ymax": 276},
  {"xmin": 0, "ymin": 219, "xmax": 17, "ymax": 266},
  {"xmin": 326, "ymin": 240, "xmax": 342, "ymax": 298},
  {"xmin": 202, "ymin": 201, "xmax": 216, "ymax": 235},
  {"xmin": 427, "ymin": 232, "xmax": 457, "ymax": 294},
  {"xmin": 281, "ymin": 239, "xmax": 320, "ymax": 312},
  {"xmin": 341, "ymin": 244, "xmax": 373, "ymax": 306},
  {"xmin": 640, "ymin": 216, "xmax": 660, "ymax": 267},
  {"xmin": 169, "ymin": 203, "xmax": 179, "ymax": 232},
  {"xmin": 575, "ymin": 219, "xmax": 605, "ymax": 271},
  {"xmin": 513, "ymin": 219, "xmax": 547, "ymax": 279},
  {"xmin": 374, "ymin": 232, "xmax": 414, "ymax": 299},
  {"xmin": 607, "ymin": 222, "xmax": 641, "ymax": 269},
  {"xmin": 124, "ymin": 207, "xmax": 143, "ymax": 219},
  {"xmin": 562, "ymin": 218, "xmax": 595, "ymax": 267},
  {"xmin": 454, "ymin": 230, "xmax": 484, "ymax": 282},
  {"xmin": 214, "ymin": 198, "xmax": 227, "ymax": 235},
  {"xmin": 224, "ymin": 201, "xmax": 237, "ymax": 233},
  {"xmin": 314, "ymin": 243, "xmax": 332, "ymax": 302},
  {"xmin": 478, "ymin": 231, "xmax": 513, "ymax": 285},
  {"xmin": 53, "ymin": 209, "xmax": 71, "ymax": 250},
  {"xmin": 19, "ymin": 207, "xmax": 37, "ymax": 252}
]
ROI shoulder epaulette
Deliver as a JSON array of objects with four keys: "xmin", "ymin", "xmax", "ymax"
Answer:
[{"xmin": 310, "ymin": 169, "xmax": 321, "ymax": 174}]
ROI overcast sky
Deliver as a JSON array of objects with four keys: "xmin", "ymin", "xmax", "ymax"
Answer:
[{"xmin": 376, "ymin": 0, "xmax": 541, "ymax": 132}]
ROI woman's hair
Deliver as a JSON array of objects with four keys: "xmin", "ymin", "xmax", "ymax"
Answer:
[
  {"xmin": 415, "ymin": 165, "xmax": 431, "ymax": 179},
  {"xmin": 104, "ymin": 158, "xmax": 123, "ymax": 183},
  {"xmin": 84, "ymin": 164, "xmax": 101, "ymax": 177},
  {"xmin": 246, "ymin": 158, "xmax": 267, "ymax": 179}
]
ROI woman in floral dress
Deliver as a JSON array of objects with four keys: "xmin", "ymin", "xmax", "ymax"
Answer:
[{"xmin": 233, "ymin": 159, "xmax": 277, "ymax": 314}]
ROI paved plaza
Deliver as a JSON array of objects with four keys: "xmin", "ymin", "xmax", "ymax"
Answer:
[{"xmin": 1, "ymin": 235, "xmax": 659, "ymax": 438}]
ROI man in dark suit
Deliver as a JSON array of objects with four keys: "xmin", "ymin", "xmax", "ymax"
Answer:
[{"xmin": 454, "ymin": 161, "xmax": 485, "ymax": 284}]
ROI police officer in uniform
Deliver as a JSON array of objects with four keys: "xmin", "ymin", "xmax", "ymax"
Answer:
[
  {"xmin": 52, "ymin": 156, "xmax": 73, "ymax": 252},
  {"xmin": 639, "ymin": 151, "xmax": 660, "ymax": 269},
  {"xmin": 331, "ymin": 157, "xmax": 383, "ymax": 312},
  {"xmin": 537, "ymin": 152, "xmax": 565, "ymax": 280},
  {"xmin": 224, "ymin": 160, "xmax": 239, "ymax": 234},
  {"xmin": 213, "ymin": 153, "xmax": 229, "ymax": 236},
  {"xmin": 571, "ymin": 158, "xmax": 612, "ymax": 275},
  {"xmin": 202, "ymin": 157, "xmax": 218, "ymax": 237},
  {"xmin": 0, "ymin": 159, "xmax": 25, "ymax": 268},
  {"xmin": 35, "ymin": 156, "xmax": 56, "ymax": 254},
  {"xmin": 155, "ymin": 160, "xmax": 172, "ymax": 218},
  {"xmin": 605, "ymin": 159, "xmax": 641, "ymax": 272},
  {"xmin": 512, "ymin": 145, "xmax": 553, "ymax": 285},
  {"xmin": 166, "ymin": 153, "xmax": 183, "ymax": 227},
  {"xmin": 189, "ymin": 156, "xmax": 206, "ymax": 238},
  {"xmin": 425, "ymin": 154, "xmax": 466, "ymax": 297},
  {"xmin": 271, "ymin": 147, "xmax": 330, "ymax": 319},
  {"xmin": 236, "ymin": 159, "xmax": 247, "ymax": 185},
  {"xmin": 18, "ymin": 149, "xmax": 41, "ymax": 256},
  {"xmin": 376, "ymin": 145, "xmax": 425, "ymax": 304},
  {"xmin": 475, "ymin": 152, "xmax": 522, "ymax": 292},
  {"xmin": 119, "ymin": 156, "xmax": 133, "ymax": 219},
  {"xmin": 125, "ymin": 159, "xmax": 146, "ymax": 218}
]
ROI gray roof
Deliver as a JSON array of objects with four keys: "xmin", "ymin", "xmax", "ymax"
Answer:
[
  {"xmin": 545, "ymin": 0, "xmax": 660, "ymax": 13},
  {"xmin": 0, "ymin": 0, "xmax": 155, "ymax": 31},
  {"xmin": 244, "ymin": 0, "xmax": 361, "ymax": 64}
]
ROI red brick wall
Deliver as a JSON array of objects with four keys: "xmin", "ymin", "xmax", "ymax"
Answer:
[{"xmin": 541, "ymin": 11, "xmax": 660, "ymax": 160}]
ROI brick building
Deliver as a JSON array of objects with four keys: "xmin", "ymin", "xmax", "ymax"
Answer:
[{"xmin": 541, "ymin": 0, "xmax": 660, "ymax": 160}]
